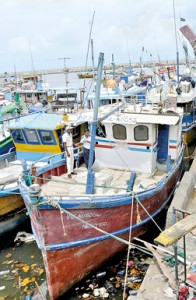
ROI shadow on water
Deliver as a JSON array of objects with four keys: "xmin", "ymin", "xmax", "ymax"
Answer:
[{"xmin": 0, "ymin": 217, "xmax": 32, "ymax": 250}]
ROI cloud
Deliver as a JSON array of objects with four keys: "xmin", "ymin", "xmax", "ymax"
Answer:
[
  {"xmin": 8, "ymin": 36, "xmax": 30, "ymax": 52},
  {"xmin": 0, "ymin": 0, "xmax": 195, "ymax": 72}
]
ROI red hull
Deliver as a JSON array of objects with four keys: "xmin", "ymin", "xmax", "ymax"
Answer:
[
  {"xmin": 23, "ymin": 158, "xmax": 182, "ymax": 299},
  {"xmin": 44, "ymin": 228, "xmax": 147, "ymax": 299}
]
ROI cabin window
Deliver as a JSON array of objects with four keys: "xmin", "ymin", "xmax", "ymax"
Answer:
[
  {"xmin": 10, "ymin": 129, "xmax": 26, "ymax": 144},
  {"xmin": 38, "ymin": 130, "xmax": 56, "ymax": 145},
  {"xmin": 23, "ymin": 129, "xmax": 40, "ymax": 144},
  {"xmin": 113, "ymin": 124, "xmax": 126, "ymax": 140},
  {"xmin": 134, "ymin": 125, "xmax": 148, "ymax": 141}
]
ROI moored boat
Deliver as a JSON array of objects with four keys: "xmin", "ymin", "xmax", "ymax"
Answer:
[
  {"xmin": 0, "ymin": 111, "xmax": 83, "ymax": 238},
  {"xmin": 167, "ymin": 80, "xmax": 196, "ymax": 145},
  {"xmin": 0, "ymin": 151, "xmax": 27, "ymax": 237},
  {"xmin": 18, "ymin": 54, "xmax": 184, "ymax": 299},
  {"xmin": 78, "ymin": 72, "xmax": 94, "ymax": 79}
]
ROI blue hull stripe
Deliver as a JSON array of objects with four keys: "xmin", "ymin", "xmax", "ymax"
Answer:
[
  {"xmin": 127, "ymin": 147, "xmax": 151, "ymax": 152},
  {"xmin": 169, "ymin": 139, "xmax": 177, "ymax": 143}
]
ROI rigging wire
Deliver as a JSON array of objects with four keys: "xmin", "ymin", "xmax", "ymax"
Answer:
[{"xmin": 83, "ymin": 11, "xmax": 96, "ymax": 90}]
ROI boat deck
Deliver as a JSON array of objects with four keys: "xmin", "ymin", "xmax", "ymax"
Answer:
[
  {"xmin": 40, "ymin": 165, "xmax": 166, "ymax": 197},
  {"xmin": 0, "ymin": 160, "xmax": 47, "ymax": 190}
]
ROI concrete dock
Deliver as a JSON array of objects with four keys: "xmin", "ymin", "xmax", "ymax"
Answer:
[{"xmin": 135, "ymin": 154, "xmax": 196, "ymax": 300}]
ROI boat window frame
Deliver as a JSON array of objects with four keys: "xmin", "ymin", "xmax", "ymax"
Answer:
[
  {"xmin": 134, "ymin": 125, "xmax": 149, "ymax": 141},
  {"xmin": 10, "ymin": 129, "xmax": 26, "ymax": 144},
  {"xmin": 38, "ymin": 130, "xmax": 57, "ymax": 145},
  {"xmin": 112, "ymin": 124, "xmax": 127, "ymax": 140},
  {"xmin": 22, "ymin": 129, "xmax": 41, "ymax": 145},
  {"xmin": 72, "ymin": 126, "xmax": 80, "ymax": 139}
]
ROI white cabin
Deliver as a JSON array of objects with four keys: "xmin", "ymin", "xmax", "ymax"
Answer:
[{"xmin": 77, "ymin": 104, "xmax": 183, "ymax": 175}]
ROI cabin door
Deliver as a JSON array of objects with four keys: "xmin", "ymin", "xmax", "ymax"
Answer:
[{"xmin": 157, "ymin": 124, "xmax": 169, "ymax": 163}]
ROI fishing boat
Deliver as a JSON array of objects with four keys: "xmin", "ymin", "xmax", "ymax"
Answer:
[
  {"xmin": 0, "ymin": 93, "xmax": 28, "ymax": 156},
  {"xmin": 50, "ymin": 87, "xmax": 78, "ymax": 113},
  {"xmin": 0, "ymin": 110, "xmax": 84, "ymax": 238},
  {"xmin": 78, "ymin": 72, "xmax": 94, "ymax": 79},
  {"xmin": 0, "ymin": 150, "xmax": 27, "ymax": 237},
  {"xmin": 0, "ymin": 90, "xmax": 27, "ymax": 235},
  {"xmin": 13, "ymin": 89, "xmax": 50, "ymax": 109},
  {"xmin": 18, "ymin": 53, "xmax": 184, "ymax": 299},
  {"xmin": 166, "ymin": 79, "xmax": 196, "ymax": 145},
  {"xmin": 87, "ymin": 77, "xmax": 147, "ymax": 108}
]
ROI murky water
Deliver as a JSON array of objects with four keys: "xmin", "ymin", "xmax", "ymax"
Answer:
[
  {"xmin": 0, "ymin": 208, "xmax": 168, "ymax": 300},
  {"xmin": 0, "ymin": 227, "xmax": 151, "ymax": 300},
  {"xmin": 0, "ymin": 220, "xmax": 46, "ymax": 300}
]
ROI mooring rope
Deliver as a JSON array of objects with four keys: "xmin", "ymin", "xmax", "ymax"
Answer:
[
  {"xmin": 123, "ymin": 192, "xmax": 135, "ymax": 300},
  {"xmin": 134, "ymin": 193, "xmax": 163, "ymax": 232}
]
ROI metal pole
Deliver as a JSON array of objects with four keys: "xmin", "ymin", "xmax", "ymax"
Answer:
[
  {"xmin": 86, "ymin": 52, "xmax": 104, "ymax": 194},
  {"xmin": 182, "ymin": 211, "xmax": 187, "ymax": 282},
  {"xmin": 59, "ymin": 57, "xmax": 70, "ymax": 112},
  {"xmin": 172, "ymin": 207, "xmax": 179, "ymax": 300},
  {"xmin": 59, "ymin": 57, "xmax": 70, "ymax": 87}
]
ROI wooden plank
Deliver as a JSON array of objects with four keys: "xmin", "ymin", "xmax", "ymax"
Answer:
[{"xmin": 154, "ymin": 213, "xmax": 196, "ymax": 247}]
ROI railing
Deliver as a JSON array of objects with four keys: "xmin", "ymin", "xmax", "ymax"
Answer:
[{"xmin": 0, "ymin": 148, "xmax": 15, "ymax": 161}]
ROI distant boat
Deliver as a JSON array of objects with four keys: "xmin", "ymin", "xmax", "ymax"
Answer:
[
  {"xmin": 78, "ymin": 72, "xmax": 94, "ymax": 79},
  {"xmin": 18, "ymin": 53, "xmax": 184, "ymax": 300},
  {"xmin": 167, "ymin": 80, "xmax": 196, "ymax": 145}
]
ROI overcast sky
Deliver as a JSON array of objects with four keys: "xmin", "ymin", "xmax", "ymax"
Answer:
[{"xmin": 0, "ymin": 0, "xmax": 195, "ymax": 73}]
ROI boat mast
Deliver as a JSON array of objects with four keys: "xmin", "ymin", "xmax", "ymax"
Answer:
[
  {"xmin": 91, "ymin": 39, "xmax": 96, "ymax": 81},
  {"xmin": 111, "ymin": 54, "xmax": 115, "ymax": 80},
  {"xmin": 172, "ymin": 0, "xmax": 180, "ymax": 85},
  {"xmin": 86, "ymin": 52, "xmax": 104, "ymax": 194}
]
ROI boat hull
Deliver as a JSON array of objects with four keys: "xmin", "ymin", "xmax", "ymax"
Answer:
[
  {"xmin": 183, "ymin": 126, "xmax": 196, "ymax": 145},
  {"xmin": 0, "ymin": 193, "xmax": 24, "ymax": 216},
  {"xmin": 43, "ymin": 228, "xmax": 148, "ymax": 299},
  {"xmin": 0, "ymin": 208, "xmax": 27, "ymax": 237},
  {"xmin": 0, "ymin": 192, "xmax": 27, "ymax": 236},
  {"xmin": 20, "ymin": 154, "xmax": 183, "ymax": 299},
  {"xmin": 0, "ymin": 136, "xmax": 14, "ymax": 155}
]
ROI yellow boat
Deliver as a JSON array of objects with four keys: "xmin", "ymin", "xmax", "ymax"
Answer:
[{"xmin": 78, "ymin": 72, "xmax": 93, "ymax": 79}]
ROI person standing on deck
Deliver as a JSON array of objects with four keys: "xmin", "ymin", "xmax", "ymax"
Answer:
[
  {"xmin": 76, "ymin": 128, "xmax": 95, "ymax": 168},
  {"xmin": 62, "ymin": 126, "xmax": 77, "ymax": 178}
]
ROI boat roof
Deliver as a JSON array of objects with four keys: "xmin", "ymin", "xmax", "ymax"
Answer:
[
  {"xmin": 8, "ymin": 112, "xmax": 63, "ymax": 130},
  {"xmin": 104, "ymin": 111, "xmax": 180, "ymax": 126},
  {"xmin": 73, "ymin": 105, "xmax": 181, "ymax": 126},
  {"xmin": 47, "ymin": 87, "xmax": 78, "ymax": 91},
  {"xmin": 15, "ymin": 89, "xmax": 49, "ymax": 94}
]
